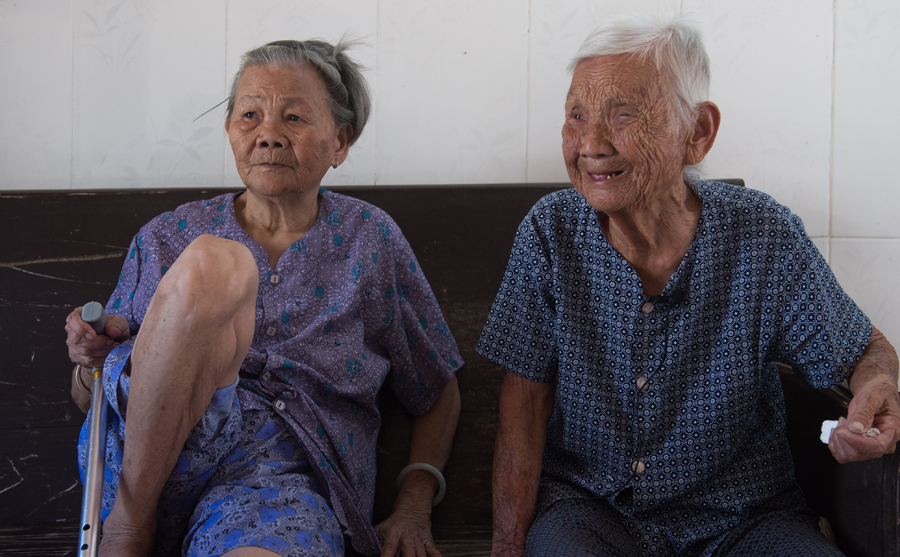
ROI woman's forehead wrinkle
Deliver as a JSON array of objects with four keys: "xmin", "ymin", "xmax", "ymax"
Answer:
[
  {"xmin": 235, "ymin": 90, "xmax": 316, "ymax": 112},
  {"xmin": 574, "ymin": 56, "xmax": 668, "ymax": 103},
  {"xmin": 569, "ymin": 80, "xmax": 631, "ymax": 117}
]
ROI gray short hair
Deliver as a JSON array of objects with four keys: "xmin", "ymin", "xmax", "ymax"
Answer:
[
  {"xmin": 226, "ymin": 39, "xmax": 371, "ymax": 146},
  {"xmin": 569, "ymin": 15, "xmax": 710, "ymax": 132}
]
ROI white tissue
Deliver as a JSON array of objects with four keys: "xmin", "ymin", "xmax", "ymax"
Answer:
[
  {"xmin": 820, "ymin": 420, "xmax": 839, "ymax": 444},
  {"xmin": 820, "ymin": 420, "xmax": 881, "ymax": 443}
]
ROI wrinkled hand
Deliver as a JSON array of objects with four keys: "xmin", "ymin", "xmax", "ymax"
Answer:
[
  {"xmin": 65, "ymin": 306, "xmax": 130, "ymax": 368},
  {"xmin": 375, "ymin": 508, "xmax": 441, "ymax": 557},
  {"xmin": 829, "ymin": 378, "xmax": 900, "ymax": 462}
]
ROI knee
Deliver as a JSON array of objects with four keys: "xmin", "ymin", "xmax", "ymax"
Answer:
[{"xmin": 157, "ymin": 235, "xmax": 258, "ymax": 323}]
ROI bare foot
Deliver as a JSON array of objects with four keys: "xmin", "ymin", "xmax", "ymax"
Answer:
[{"xmin": 98, "ymin": 502, "xmax": 157, "ymax": 557}]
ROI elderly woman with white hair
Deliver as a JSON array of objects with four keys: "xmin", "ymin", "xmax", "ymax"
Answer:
[
  {"xmin": 65, "ymin": 39, "xmax": 462, "ymax": 557},
  {"xmin": 477, "ymin": 15, "xmax": 899, "ymax": 557}
]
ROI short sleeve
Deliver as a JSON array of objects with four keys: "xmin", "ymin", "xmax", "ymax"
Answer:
[
  {"xmin": 768, "ymin": 212, "xmax": 871, "ymax": 387},
  {"xmin": 476, "ymin": 209, "xmax": 558, "ymax": 382},
  {"xmin": 104, "ymin": 233, "xmax": 145, "ymax": 336},
  {"xmin": 375, "ymin": 219, "xmax": 463, "ymax": 415}
]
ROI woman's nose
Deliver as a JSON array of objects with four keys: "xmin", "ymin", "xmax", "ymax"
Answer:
[
  {"xmin": 580, "ymin": 122, "xmax": 615, "ymax": 158},
  {"xmin": 257, "ymin": 118, "xmax": 286, "ymax": 148}
]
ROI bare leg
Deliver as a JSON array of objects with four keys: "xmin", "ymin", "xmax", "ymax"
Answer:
[{"xmin": 99, "ymin": 235, "xmax": 258, "ymax": 557}]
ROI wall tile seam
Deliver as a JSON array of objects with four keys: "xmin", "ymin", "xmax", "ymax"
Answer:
[
  {"xmin": 827, "ymin": 0, "xmax": 838, "ymax": 262},
  {"xmin": 69, "ymin": 0, "xmax": 75, "ymax": 190},
  {"xmin": 222, "ymin": 0, "xmax": 231, "ymax": 189},
  {"xmin": 373, "ymin": 0, "xmax": 380, "ymax": 186},
  {"xmin": 524, "ymin": 0, "xmax": 531, "ymax": 184},
  {"xmin": 828, "ymin": 237, "xmax": 900, "ymax": 241}
]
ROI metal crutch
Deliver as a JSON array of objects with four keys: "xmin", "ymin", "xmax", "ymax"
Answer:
[{"xmin": 78, "ymin": 301, "xmax": 108, "ymax": 557}]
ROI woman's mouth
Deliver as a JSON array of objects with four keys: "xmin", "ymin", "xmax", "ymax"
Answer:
[{"xmin": 586, "ymin": 170, "xmax": 624, "ymax": 182}]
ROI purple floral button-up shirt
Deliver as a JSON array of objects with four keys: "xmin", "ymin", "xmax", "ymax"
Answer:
[{"xmin": 105, "ymin": 190, "xmax": 463, "ymax": 554}]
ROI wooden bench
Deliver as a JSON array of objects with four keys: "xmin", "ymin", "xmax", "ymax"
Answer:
[{"xmin": 0, "ymin": 184, "xmax": 896, "ymax": 557}]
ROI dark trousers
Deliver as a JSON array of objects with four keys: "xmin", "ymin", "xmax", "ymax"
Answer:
[{"xmin": 525, "ymin": 486, "xmax": 845, "ymax": 557}]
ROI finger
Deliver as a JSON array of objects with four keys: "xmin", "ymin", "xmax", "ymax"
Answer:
[
  {"xmin": 69, "ymin": 349, "xmax": 107, "ymax": 369},
  {"xmin": 68, "ymin": 329, "xmax": 116, "ymax": 351},
  {"xmin": 105, "ymin": 315, "xmax": 131, "ymax": 341},
  {"xmin": 829, "ymin": 426, "xmax": 890, "ymax": 462},
  {"xmin": 67, "ymin": 329, "xmax": 117, "ymax": 367},
  {"xmin": 66, "ymin": 311, "xmax": 101, "ymax": 342},
  {"xmin": 846, "ymin": 394, "xmax": 880, "ymax": 434},
  {"xmin": 65, "ymin": 313, "xmax": 89, "ymax": 339},
  {"xmin": 380, "ymin": 531, "xmax": 399, "ymax": 557},
  {"xmin": 425, "ymin": 539, "xmax": 443, "ymax": 557},
  {"xmin": 846, "ymin": 382, "xmax": 900, "ymax": 435},
  {"xmin": 65, "ymin": 307, "xmax": 82, "ymax": 325},
  {"xmin": 869, "ymin": 416, "xmax": 900, "ymax": 453},
  {"xmin": 399, "ymin": 534, "xmax": 421, "ymax": 557}
]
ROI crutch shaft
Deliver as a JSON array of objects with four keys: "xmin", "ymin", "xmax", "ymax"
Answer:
[
  {"xmin": 78, "ymin": 302, "xmax": 108, "ymax": 557},
  {"xmin": 79, "ymin": 370, "xmax": 107, "ymax": 556}
]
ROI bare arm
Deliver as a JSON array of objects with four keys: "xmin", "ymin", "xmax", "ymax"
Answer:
[
  {"xmin": 491, "ymin": 371, "xmax": 555, "ymax": 557},
  {"xmin": 376, "ymin": 375, "xmax": 461, "ymax": 557},
  {"xmin": 829, "ymin": 324, "xmax": 900, "ymax": 462}
]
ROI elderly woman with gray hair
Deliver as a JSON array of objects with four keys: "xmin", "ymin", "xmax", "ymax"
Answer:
[
  {"xmin": 65, "ymin": 40, "xmax": 462, "ymax": 557},
  {"xmin": 477, "ymin": 15, "xmax": 900, "ymax": 557}
]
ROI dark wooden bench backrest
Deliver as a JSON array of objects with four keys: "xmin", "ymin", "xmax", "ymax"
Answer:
[{"xmin": 0, "ymin": 185, "xmax": 567, "ymax": 528}]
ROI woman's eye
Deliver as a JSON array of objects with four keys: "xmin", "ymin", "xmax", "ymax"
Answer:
[
  {"xmin": 288, "ymin": 114, "xmax": 302, "ymax": 122},
  {"xmin": 243, "ymin": 111, "xmax": 256, "ymax": 119}
]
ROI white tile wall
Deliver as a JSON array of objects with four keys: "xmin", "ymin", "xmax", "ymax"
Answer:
[
  {"xmin": 0, "ymin": 1, "xmax": 73, "ymax": 190},
  {"xmin": 72, "ymin": 0, "xmax": 227, "ymax": 189},
  {"xmin": 1, "ymin": 1, "xmax": 897, "ymax": 345},
  {"xmin": 375, "ymin": 0, "xmax": 528, "ymax": 185},
  {"xmin": 811, "ymin": 237, "xmax": 829, "ymax": 263},
  {"xmin": 832, "ymin": 0, "xmax": 900, "ymax": 238},
  {"xmin": 832, "ymin": 239, "xmax": 900, "ymax": 348},
  {"xmin": 685, "ymin": 0, "xmax": 834, "ymax": 238}
]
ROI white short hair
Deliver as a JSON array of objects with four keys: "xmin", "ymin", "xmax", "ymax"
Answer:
[{"xmin": 570, "ymin": 14, "xmax": 710, "ymax": 133}]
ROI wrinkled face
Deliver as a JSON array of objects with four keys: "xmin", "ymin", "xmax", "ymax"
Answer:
[
  {"xmin": 562, "ymin": 54, "xmax": 689, "ymax": 213},
  {"xmin": 226, "ymin": 64, "xmax": 349, "ymax": 197}
]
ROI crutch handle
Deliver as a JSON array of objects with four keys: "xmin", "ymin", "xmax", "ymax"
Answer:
[
  {"xmin": 78, "ymin": 301, "xmax": 108, "ymax": 557},
  {"xmin": 81, "ymin": 301, "xmax": 107, "ymax": 335}
]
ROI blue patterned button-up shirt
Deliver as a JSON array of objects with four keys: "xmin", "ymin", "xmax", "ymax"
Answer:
[{"xmin": 477, "ymin": 182, "xmax": 870, "ymax": 553}]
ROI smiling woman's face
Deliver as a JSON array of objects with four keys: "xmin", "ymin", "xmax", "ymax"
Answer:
[
  {"xmin": 562, "ymin": 54, "xmax": 689, "ymax": 214},
  {"xmin": 226, "ymin": 64, "xmax": 349, "ymax": 198}
]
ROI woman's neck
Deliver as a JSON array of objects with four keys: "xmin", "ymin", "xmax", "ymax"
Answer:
[
  {"xmin": 598, "ymin": 184, "xmax": 702, "ymax": 296},
  {"xmin": 234, "ymin": 187, "xmax": 321, "ymax": 268}
]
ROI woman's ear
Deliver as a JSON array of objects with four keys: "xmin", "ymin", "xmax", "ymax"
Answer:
[
  {"xmin": 684, "ymin": 101, "xmax": 721, "ymax": 166},
  {"xmin": 333, "ymin": 125, "xmax": 353, "ymax": 167}
]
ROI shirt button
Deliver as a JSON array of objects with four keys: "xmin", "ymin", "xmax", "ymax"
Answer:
[
  {"xmin": 269, "ymin": 274, "xmax": 282, "ymax": 284},
  {"xmin": 274, "ymin": 400, "xmax": 286, "ymax": 411},
  {"xmin": 641, "ymin": 302, "xmax": 654, "ymax": 314},
  {"xmin": 636, "ymin": 376, "xmax": 650, "ymax": 391},
  {"xmin": 632, "ymin": 460, "xmax": 646, "ymax": 475},
  {"xmin": 261, "ymin": 372, "xmax": 271, "ymax": 381},
  {"xmin": 266, "ymin": 326, "xmax": 277, "ymax": 337}
]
